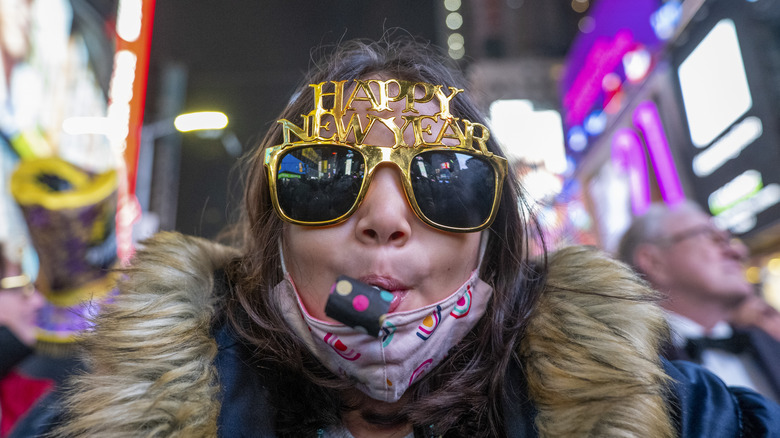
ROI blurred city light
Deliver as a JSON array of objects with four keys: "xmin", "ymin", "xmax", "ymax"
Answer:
[
  {"xmin": 448, "ymin": 33, "xmax": 464, "ymax": 51},
  {"xmin": 678, "ymin": 19, "xmax": 752, "ymax": 148},
  {"xmin": 650, "ymin": 0, "xmax": 682, "ymax": 40},
  {"xmin": 746, "ymin": 266, "xmax": 761, "ymax": 283},
  {"xmin": 523, "ymin": 169, "xmax": 564, "ymax": 204},
  {"xmin": 623, "ymin": 48, "xmax": 652, "ymax": 82},
  {"xmin": 578, "ymin": 16, "xmax": 596, "ymax": 33},
  {"xmin": 708, "ymin": 169, "xmax": 762, "ymax": 215},
  {"xmin": 584, "ymin": 110, "xmax": 607, "ymax": 136},
  {"xmin": 446, "ymin": 12, "xmax": 463, "ymax": 30},
  {"xmin": 448, "ymin": 47, "xmax": 465, "ymax": 60},
  {"xmin": 567, "ymin": 126, "xmax": 588, "ymax": 152},
  {"xmin": 174, "ymin": 111, "xmax": 229, "ymax": 132},
  {"xmin": 489, "ymin": 99, "xmax": 566, "ymax": 174},
  {"xmin": 571, "ymin": 0, "xmax": 589, "ymax": 13},
  {"xmin": 443, "ymin": 0, "xmax": 461, "ymax": 12},
  {"xmin": 116, "ymin": 0, "xmax": 143, "ymax": 42},
  {"xmin": 62, "ymin": 116, "xmax": 120, "ymax": 136}
]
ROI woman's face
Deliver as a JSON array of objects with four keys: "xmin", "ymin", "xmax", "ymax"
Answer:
[{"xmin": 282, "ymin": 83, "xmax": 482, "ymax": 321}]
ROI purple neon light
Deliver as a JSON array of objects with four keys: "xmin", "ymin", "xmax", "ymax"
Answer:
[
  {"xmin": 633, "ymin": 101, "xmax": 685, "ymax": 206},
  {"xmin": 562, "ymin": 0, "xmax": 662, "ymax": 100},
  {"xmin": 564, "ymin": 30, "xmax": 637, "ymax": 127},
  {"xmin": 612, "ymin": 128, "xmax": 651, "ymax": 215}
]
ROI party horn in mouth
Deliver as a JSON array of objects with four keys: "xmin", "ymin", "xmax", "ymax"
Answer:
[{"xmin": 325, "ymin": 275, "xmax": 393, "ymax": 337}]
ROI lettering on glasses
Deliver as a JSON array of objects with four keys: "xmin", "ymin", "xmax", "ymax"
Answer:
[{"xmin": 277, "ymin": 80, "xmax": 492, "ymax": 155}]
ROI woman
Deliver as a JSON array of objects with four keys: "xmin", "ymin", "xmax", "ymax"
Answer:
[{"xmin": 40, "ymin": 37, "xmax": 780, "ymax": 437}]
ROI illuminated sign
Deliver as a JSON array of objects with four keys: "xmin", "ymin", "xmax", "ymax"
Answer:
[
  {"xmin": 560, "ymin": 0, "xmax": 664, "ymax": 155},
  {"xmin": 670, "ymin": 6, "xmax": 780, "ymax": 238},
  {"xmin": 110, "ymin": 0, "xmax": 156, "ymax": 262},
  {"xmin": 678, "ymin": 19, "xmax": 753, "ymax": 149},
  {"xmin": 611, "ymin": 128, "xmax": 650, "ymax": 215},
  {"xmin": 709, "ymin": 169, "xmax": 762, "ymax": 215},
  {"xmin": 610, "ymin": 101, "xmax": 684, "ymax": 215},
  {"xmin": 633, "ymin": 101, "xmax": 684, "ymax": 205},
  {"xmin": 692, "ymin": 116, "xmax": 762, "ymax": 178}
]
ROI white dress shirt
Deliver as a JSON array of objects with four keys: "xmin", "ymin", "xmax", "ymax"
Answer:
[{"xmin": 666, "ymin": 311, "xmax": 778, "ymax": 403}]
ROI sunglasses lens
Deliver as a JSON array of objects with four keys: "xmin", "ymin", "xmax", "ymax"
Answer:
[
  {"xmin": 410, "ymin": 151, "xmax": 497, "ymax": 229},
  {"xmin": 276, "ymin": 146, "xmax": 365, "ymax": 222}
]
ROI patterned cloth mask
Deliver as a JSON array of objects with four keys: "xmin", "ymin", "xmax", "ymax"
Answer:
[{"xmin": 276, "ymin": 270, "xmax": 493, "ymax": 402}]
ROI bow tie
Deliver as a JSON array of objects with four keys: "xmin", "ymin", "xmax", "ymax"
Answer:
[{"xmin": 684, "ymin": 331, "xmax": 753, "ymax": 362}]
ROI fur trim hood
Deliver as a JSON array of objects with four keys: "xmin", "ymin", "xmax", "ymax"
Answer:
[{"xmin": 54, "ymin": 233, "xmax": 673, "ymax": 437}]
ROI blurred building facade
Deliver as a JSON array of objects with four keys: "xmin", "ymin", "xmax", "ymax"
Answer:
[{"xmin": 552, "ymin": 0, "xmax": 780, "ymax": 309}]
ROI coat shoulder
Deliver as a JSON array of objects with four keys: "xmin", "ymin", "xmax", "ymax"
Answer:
[
  {"xmin": 521, "ymin": 245, "xmax": 674, "ymax": 437},
  {"xmin": 52, "ymin": 232, "xmax": 239, "ymax": 438}
]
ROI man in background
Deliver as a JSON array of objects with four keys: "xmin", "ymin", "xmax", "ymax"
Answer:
[{"xmin": 618, "ymin": 200, "xmax": 780, "ymax": 403}]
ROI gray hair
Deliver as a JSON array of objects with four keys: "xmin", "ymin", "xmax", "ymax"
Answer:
[{"xmin": 617, "ymin": 200, "xmax": 705, "ymax": 270}]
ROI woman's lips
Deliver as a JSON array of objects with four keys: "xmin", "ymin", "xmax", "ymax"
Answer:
[
  {"xmin": 360, "ymin": 275, "xmax": 410, "ymax": 314},
  {"xmin": 387, "ymin": 291, "xmax": 408, "ymax": 313}
]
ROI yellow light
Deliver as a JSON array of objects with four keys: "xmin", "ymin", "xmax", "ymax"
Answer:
[
  {"xmin": 745, "ymin": 266, "xmax": 761, "ymax": 284},
  {"xmin": 448, "ymin": 46, "xmax": 465, "ymax": 60},
  {"xmin": 446, "ymin": 12, "xmax": 463, "ymax": 30},
  {"xmin": 444, "ymin": 0, "xmax": 461, "ymax": 12},
  {"xmin": 768, "ymin": 258, "xmax": 780, "ymax": 275},
  {"xmin": 448, "ymin": 33, "xmax": 464, "ymax": 51},
  {"xmin": 571, "ymin": 0, "xmax": 589, "ymax": 13},
  {"xmin": 174, "ymin": 112, "xmax": 228, "ymax": 132}
]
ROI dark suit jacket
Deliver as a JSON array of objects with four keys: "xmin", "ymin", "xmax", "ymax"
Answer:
[{"xmin": 663, "ymin": 326, "xmax": 780, "ymax": 399}]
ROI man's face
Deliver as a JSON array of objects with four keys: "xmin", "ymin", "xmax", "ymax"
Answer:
[{"xmin": 653, "ymin": 208, "xmax": 752, "ymax": 305}]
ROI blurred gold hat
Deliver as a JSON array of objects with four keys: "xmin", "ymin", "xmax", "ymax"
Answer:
[{"xmin": 10, "ymin": 157, "xmax": 119, "ymax": 352}]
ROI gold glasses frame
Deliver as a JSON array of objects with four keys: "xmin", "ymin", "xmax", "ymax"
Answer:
[
  {"xmin": 263, "ymin": 78, "xmax": 509, "ymax": 232},
  {"xmin": 264, "ymin": 141, "xmax": 508, "ymax": 233}
]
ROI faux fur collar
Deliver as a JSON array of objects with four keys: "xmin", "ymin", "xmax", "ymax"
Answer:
[
  {"xmin": 519, "ymin": 246, "xmax": 673, "ymax": 437},
  {"xmin": 55, "ymin": 233, "xmax": 673, "ymax": 437}
]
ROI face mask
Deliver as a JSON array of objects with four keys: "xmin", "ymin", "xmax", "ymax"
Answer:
[{"xmin": 275, "ymin": 270, "xmax": 493, "ymax": 402}]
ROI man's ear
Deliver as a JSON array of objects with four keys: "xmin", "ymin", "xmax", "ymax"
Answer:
[{"xmin": 633, "ymin": 243, "xmax": 669, "ymax": 287}]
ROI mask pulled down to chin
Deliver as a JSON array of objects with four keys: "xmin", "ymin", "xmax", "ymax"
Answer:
[{"xmin": 276, "ymin": 270, "xmax": 493, "ymax": 402}]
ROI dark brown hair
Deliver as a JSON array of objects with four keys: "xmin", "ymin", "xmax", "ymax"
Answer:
[{"xmin": 222, "ymin": 34, "xmax": 547, "ymax": 437}]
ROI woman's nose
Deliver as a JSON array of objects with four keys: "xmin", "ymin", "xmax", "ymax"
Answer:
[{"xmin": 354, "ymin": 166, "xmax": 413, "ymax": 246}]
